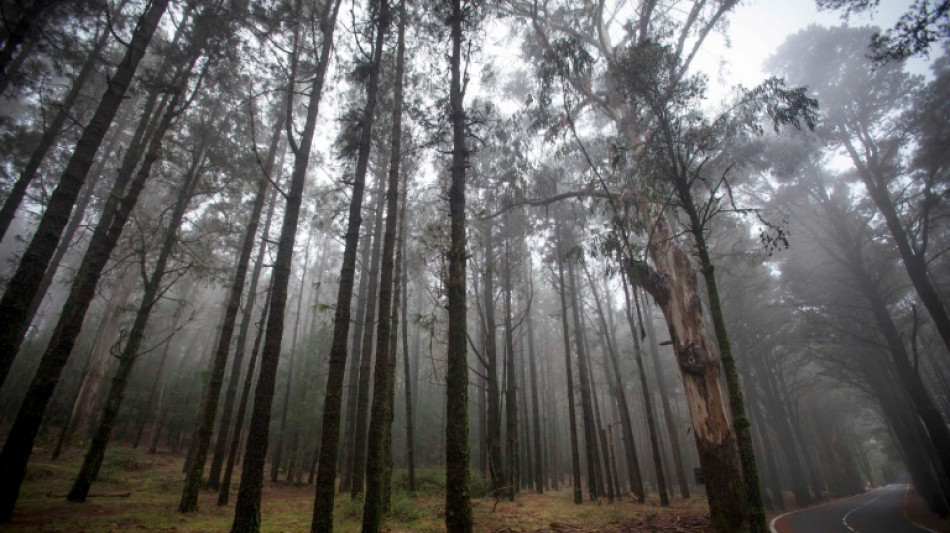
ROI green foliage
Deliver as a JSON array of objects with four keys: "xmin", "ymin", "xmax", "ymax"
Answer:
[
  {"xmin": 387, "ymin": 490, "xmax": 425, "ymax": 521},
  {"xmin": 97, "ymin": 448, "xmax": 152, "ymax": 482}
]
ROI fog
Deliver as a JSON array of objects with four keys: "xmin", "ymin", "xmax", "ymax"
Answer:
[{"xmin": 0, "ymin": 1, "xmax": 947, "ymax": 532}]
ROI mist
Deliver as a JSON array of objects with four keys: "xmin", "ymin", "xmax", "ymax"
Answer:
[{"xmin": 0, "ymin": 1, "xmax": 947, "ymax": 532}]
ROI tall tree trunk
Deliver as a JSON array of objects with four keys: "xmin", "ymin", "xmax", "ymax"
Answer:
[
  {"xmin": 0, "ymin": 26, "xmax": 109, "ymax": 243},
  {"xmin": 641, "ymin": 300, "xmax": 690, "ymax": 499},
  {"xmin": 362, "ymin": 2, "xmax": 403, "ymax": 528},
  {"xmin": 502, "ymin": 233, "xmax": 519, "ymax": 500},
  {"xmin": 444, "ymin": 0, "xmax": 472, "ymax": 529},
  {"xmin": 625, "ymin": 207, "xmax": 747, "ymax": 532},
  {"xmin": 304, "ymin": 0, "xmax": 383, "ymax": 529},
  {"xmin": 67, "ymin": 130, "xmax": 208, "ymax": 502},
  {"xmin": 482, "ymin": 221, "xmax": 504, "ymax": 495},
  {"xmin": 212, "ymin": 174, "xmax": 283, "ymax": 491},
  {"xmin": 0, "ymin": 0, "xmax": 169, "ymax": 394},
  {"xmin": 582, "ymin": 262, "xmax": 644, "ymax": 502},
  {"xmin": 677, "ymin": 187, "xmax": 766, "ymax": 530},
  {"xmin": 401, "ymin": 178, "xmax": 415, "ymax": 492},
  {"xmin": 230, "ymin": 1, "xmax": 341, "ymax": 530},
  {"xmin": 841, "ymin": 135, "xmax": 950, "ymax": 356},
  {"xmin": 553, "ymin": 214, "xmax": 582, "ymax": 504},
  {"xmin": 350, "ymin": 163, "xmax": 388, "ymax": 498},
  {"xmin": 621, "ymin": 279, "xmax": 668, "ymax": 506},
  {"xmin": 525, "ymin": 278, "xmax": 544, "ymax": 494},
  {"xmin": 566, "ymin": 260, "xmax": 601, "ymax": 501},
  {"xmin": 180, "ymin": 119, "xmax": 283, "ymax": 512},
  {"xmin": 0, "ymin": 53, "xmax": 188, "ymax": 521},
  {"xmin": 219, "ymin": 287, "xmax": 272, "ymax": 506},
  {"xmin": 270, "ymin": 231, "xmax": 313, "ymax": 483},
  {"xmin": 339, "ymin": 209, "xmax": 374, "ymax": 492}
]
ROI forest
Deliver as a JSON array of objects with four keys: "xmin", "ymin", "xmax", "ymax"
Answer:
[{"xmin": 0, "ymin": 0, "xmax": 948, "ymax": 532}]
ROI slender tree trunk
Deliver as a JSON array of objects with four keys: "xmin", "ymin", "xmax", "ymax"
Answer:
[
  {"xmin": 641, "ymin": 299, "xmax": 690, "ymax": 499},
  {"xmin": 67, "ymin": 130, "xmax": 207, "ymax": 500},
  {"xmin": 677, "ymin": 190, "xmax": 766, "ymax": 530},
  {"xmin": 180, "ymin": 130, "xmax": 282, "ymax": 512},
  {"xmin": 219, "ymin": 287, "xmax": 272, "ymax": 506},
  {"xmin": 525, "ymin": 279, "xmax": 544, "ymax": 494},
  {"xmin": 350, "ymin": 163, "xmax": 388, "ymax": 498},
  {"xmin": 841, "ymin": 135, "xmax": 950, "ymax": 356},
  {"xmin": 482, "ymin": 222, "xmax": 504, "ymax": 495},
  {"xmin": 0, "ymin": 26, "xmax": 109, "ymax": 243},
  {"xmin": 553, "ymin": 215, "xmax": 582, "ymax": 504},
  {"xmin": 211, "ymin": 172, "xmax": 283, "ymax": 491},
  {"xmin": 195, "ymin": 114, "xmax": 283, "ymax": 497},
  {"xmin": 502, "ymin": 234, "xmax": 519, "ymax": 500},
  {"xmin": 0, "ymin": 53, "xmax": 188, "ymax": 522},
  {"xmin": 401, "ymin": 180, "xmax": 415, "ymax": 492},
  {"xmin": 271, "ymin": 232, "xmax": 313, "ymax": 483},
  {"xmin": 0, "ymin": 0, "xmax": 169, "ymax": 395},
  {"xmin": 231, "ymin": 2, "xmax": 341, "ymax": 530},
  {"xmin": 566, "ymin": 260, "xmax": 601, "ymax": 501},
  {"xmin": 305, "ymin": 0, "xmax": 385, "ymax": 529},
  {"xmin": 362, "ymin": 3, "xmax": 403, "ymax": 528},
  {"xmin": 625, "ymin": 206, "xmax": 747, "ymax": 532},
  {"xmin": 621, "ymin": 279, "xmax": 668, "ymax": 506},
  {"xmin": 583, "ymin": 262, "xmax": 644, "ymax": 501},
  {"xmin": 444, "ymin": 0, "xmax": 472, "ymax": 529},
  {"xmin": 340, "ymin": 212, "xmax": 374, "ymax": 492}
]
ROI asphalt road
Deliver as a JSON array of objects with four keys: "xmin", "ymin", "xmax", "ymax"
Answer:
[{"xmin": 771, "ymin": 484, "xmax": 943, "ymax": 533}]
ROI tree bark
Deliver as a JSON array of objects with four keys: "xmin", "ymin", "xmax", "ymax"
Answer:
[
  {"xmin": 362, "ymin": 2, "xmax": 403, "ymax": 528},
  {"xmin": 444, "ymin": 0, "xmax": 472, "ymax": 529},
  {"xmin": 68, "ymin": 128, "xmax": 208, "ymax": 502},
  {"xmin": 218, "ymin": 287, "xmax": 272, "ymax": 506},
  {"xmin": 230, "ymin": 2, "xmax": 341, "ymax": 530},
  {"xmin": 0, "ymin": 0, "xmax": 169, "ymax": 394},
  {"xmin": 553, "ymin": 214, "xmax": 582, "ymax": 504},
  {"xmin": 208, "ymin": 133, "xmax": 285, "ymax": 492},
  {"xmin": 625, "ymin": 207, "xmax": 747, "ymax": 533}
]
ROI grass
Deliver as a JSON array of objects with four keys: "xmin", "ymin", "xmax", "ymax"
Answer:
[{"xmin": 5, "ymin": 446, "xmax": 712, "ymax": 532}]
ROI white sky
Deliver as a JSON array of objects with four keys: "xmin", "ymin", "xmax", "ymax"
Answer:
[{"xmin": 700, "ymin": 0, "xmax": 931, "ymax": 101}]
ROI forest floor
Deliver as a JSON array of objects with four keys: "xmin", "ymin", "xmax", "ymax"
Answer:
[{"xmin": 3, "ymin": 446, "xmax": 718, "ymax": 532}]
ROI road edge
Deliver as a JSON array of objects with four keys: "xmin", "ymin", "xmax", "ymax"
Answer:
[
  {"xmin": 901, "ymin": 484, "xmax": 943, "ymax": 533},
  {"xmin": 768, "ymin": 486, "xmax": 879, "ymax": 533}
]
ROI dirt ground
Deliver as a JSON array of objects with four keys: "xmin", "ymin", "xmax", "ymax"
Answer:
[{"xmin": 3, "ymin": 446, "xmax": 717, "ymax": 532}]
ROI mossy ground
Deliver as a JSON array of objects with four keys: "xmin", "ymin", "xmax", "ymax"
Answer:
[{"xmin": 4, "ymin": 446, "xmax": 714, "ymax": 532}]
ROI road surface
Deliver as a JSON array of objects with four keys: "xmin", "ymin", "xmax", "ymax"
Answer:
[{"xmin": 771, "ymin": 484, "xmax": 945, "ymax": 533}]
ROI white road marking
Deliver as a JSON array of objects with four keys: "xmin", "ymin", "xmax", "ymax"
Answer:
[
  {"xmin": 769, "ymin": 486, "xmax": 884, "ymax": 533},
  {"xmin": 841, "ymin": 489, "xmax": 888, "ymax": 532}
]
